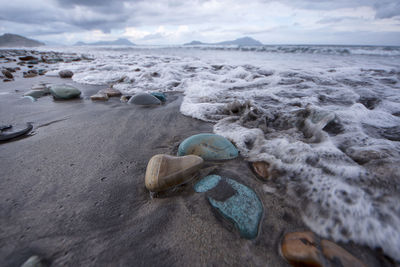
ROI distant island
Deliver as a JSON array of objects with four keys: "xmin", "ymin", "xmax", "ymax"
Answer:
[
  {"xmin": 74, "ymin": 38, "xmax": 135, "ymax": 46},
  {"xmin": 184, "ymin": 37, "xmax": 263, "ymax": 46},
  {"xmin": 0, "ymin": 33, "xmax": 45, "ymax": 47}
]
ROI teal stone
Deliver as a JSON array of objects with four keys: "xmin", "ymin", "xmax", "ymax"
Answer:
[
  {"xmin": 178, "ymin": 133, "xmax": 238, "ymax": 160},
  {"xmin": 195, "ymin": 175, "xmax": 263, "ymax": 239},
  {"xmin": 128, "ymin": 93, "xmax": 161, "ymax": 105},
  {"xmin": 194, "ymin": 174, "xmax": 221, "ymax": 192},
  {"xmin": 49, "ymin": 84, "xmax": 81, "ymax": 100},
  {"xmin": 150, "ymin": 92, "xmax": 167, "ymax": 102}
]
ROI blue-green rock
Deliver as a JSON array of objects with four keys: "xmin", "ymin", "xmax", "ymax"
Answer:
[
  {"xmin": 24, "ymin": 90, "xmax": 46, "ymax": 99},
  {"xmin": 49, "ymin": 84, "xmax": 81, "ymax": 100},
  {"xmin": 178, "ymin": 133, "xmax": 238, "ymax": 160},
  {"xmin": 150, "ymin": 92, "xmax": 167, "ymax": 102},
  {"xmin": 128, "ymin": 93, "xmax": 161, "ymax": 105},
  {"xmin": 195, "ymin": 175, "xmax": 263, "ymax": 239}
]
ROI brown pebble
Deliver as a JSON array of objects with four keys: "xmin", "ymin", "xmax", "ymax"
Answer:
[
  {"xmin": 99, "ymin": 88, "xmax": 122, "ymax": 97},
  {"xmin": 321, "ymin": 240, "xmax": 366, "ymax": 267},
  {"xmin": 90, "ymin": 93, "xmax": 109, "ymax": 101},
  {"xmin": 281, "ymin": 231, "xmax": 324, "ymax": 267},
  {"xmin": 252, "ymin": 161, "xmax": 270, "ymax": 180},
  {"xmin": 1, "ymin": 69, "xmax": 13, "ymax": 79}
]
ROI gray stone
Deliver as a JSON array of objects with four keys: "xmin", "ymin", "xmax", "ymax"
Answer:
[
  {"xmin": 128, "ymin": 93, "xmax": 161, "ymax": 105},
  {"xmin": 59, "ymin": 70, "xmax": 74, "ymax": 78},
  {"xmin": 1, "ymin": 69, "xmax": 13, "ymax": 79},
  {"xmin": 49, "ymin": 84, "xmax": 81, "ymax": 100},
  {"xmin": 24, "ymin": 90, "xmax": 46, "ymax": 99}
]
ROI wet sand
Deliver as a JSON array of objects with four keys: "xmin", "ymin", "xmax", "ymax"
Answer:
[{"xmin": 0, "ymin": 75, "xmax": 396, "ymax": 266}]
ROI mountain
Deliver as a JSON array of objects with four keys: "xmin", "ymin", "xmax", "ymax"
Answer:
[
  {"xmin": 0, "ymin": 33, "xmax": 45, "ymax": 47},
  {"xmin": 184, "ymin": 37, "xmax": 263, "ymax": 46},
  {"xmin": 74, "ymin": 38, "xmax": 135, "ymax": 46}
]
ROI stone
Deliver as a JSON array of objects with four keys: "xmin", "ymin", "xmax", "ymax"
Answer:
[
  {"xmin": 19, "ymin": 55, "xmax": 38, "ymax": 61},
  {"xmin": 0, "ymin": 123, "xmax": 33, "ymax": 141},
  {"xmin": 178, "ymin": 133, "xmax": 238, "ymax": 160},
  {"xmin": 49, "ymin": 84, "xmax": 81, "ymax": 100},
  {"xmin": 1, "ymin": 69, "xmax": 13, "ymax": 79},
  {"xmin": 38, "ymin": 69, "xmax": 47, "ymax": 75},
  {"xmin": 150, "ymin": 92, "xmax": 167, "ymax": 102},
  {"xmin": 194, "ymin": 175, "xmax": 263, "ymax": 239},
  {"xmin": 90, "ymin": 93, "xmax": 109, "ymax": 101},
  {"xmin": 27, "ymin": 60, "xmax": 38, "ymax": 65},
  {"xmin": 3, "ymin": 79, "xmax": 12, "ymax": 82},
  {"xmin": 24, "ymin": 90, "xmax": 46, "ymax": 99},
  {"xmin": 251, "ymin": 161, "xmax": 270, "ymax": 180},
  {"xmin": 120, "ymin": 95, "xmax": 131, "ymax": 102},
  {"xmin": 21, "ymin": 255, "xmax": 45, "ymax": 267},
  {"xmin": 23, "ymin": 96, "xmax": 37, "ymax": 102},
  {"xmin": 32, "ymin": 84, "xmax": 50, "ymax": 94},
  {"xmin": 145, "ymin": 154, "xmax": 203, "ymax": 192},
  {"xmin": 321, "ymin": 240, "xmax": 366, "ymax": 267},
  {"xmin": 59, "ymin": 70, "xmax": 74, "ymax": 78},
  {"xmin": 23, "ymin": 72, "xmax": 37, "ymax": 78},
  {"xmin": 128, "ymin": 93, "xmax": 161, "ymax": 105},
  {"xmin": 281, "ymin": 231, "xmax": 324, "ymax": 267},
  {"xmin": 99, "ymin": 88, "xmax": 122, "ymax": 97}
]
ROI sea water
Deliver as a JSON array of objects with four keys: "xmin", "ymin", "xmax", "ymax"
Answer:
[{"xmin": 42, "ymin": 44, "xmax": 400, "ymax": 260}]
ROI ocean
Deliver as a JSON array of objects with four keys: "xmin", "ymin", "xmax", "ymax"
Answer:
[{"xmin": 41, "ymin": 44, "xmax": 400, "ymax": 260}]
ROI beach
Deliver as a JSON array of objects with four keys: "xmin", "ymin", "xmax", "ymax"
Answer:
[{"xmin": 1, "ymin": 48, "xmax": 399, "ymax": 266}]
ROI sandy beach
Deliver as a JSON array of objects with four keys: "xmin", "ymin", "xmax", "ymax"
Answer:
[{"xmin": 0, "ymin": 67, "xmax": 396, "ymax": 267}]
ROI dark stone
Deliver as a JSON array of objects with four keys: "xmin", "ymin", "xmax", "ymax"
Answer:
[
  {"xmin": 19, "ymin": 55, "xmax": 38, "ymax": 61},
  {"xmin": 1, "ymin": 69, "xmax": 13, "ymax": 79},
  {"xmin": 59, "ymin": 70, "xmax": 74, "ymax": 78}
]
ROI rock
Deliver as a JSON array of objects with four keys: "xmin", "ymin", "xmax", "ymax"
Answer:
[
  {"xmin": 59, "ymin": 70, "xmax": 74, "ymax": 78},
  {"xmin": 23, "ymin": 70, "xmax": 38, "ymax": 78},
  {"xmin": 251, "ymin": 161, "xmax": 270, "ymax": 180},
  {"xmin": 1, "ymin": 69, "xmax": 13, "ymax": 79},
  {"xmin": 23, "ymin": 96, "xmax": 37, "ymax": 102},
  {"xmin": 27, "ymin": 60, "xmax": 38, "ymax": 65},
  {"xmin": 134, "ymin": 68, "xmax": 141, "ymax": 72},
  {"xmin": 321, "ymin": 240, "xmax": 366, "ymax": 267},
  {"xmin": 90, "ymin": 93, "xmax": 108, "ymax": 101},
  {"xmin": 19, "ymin": 55, "xmax": 38, "ymax": 61},
  {"xmin": 49, "ymin": 84, "xmax": 81, "ymax": 100},
  {"xmin": 194, "ymin": 175, "xmax": 263, "ymax": 239},
  {"xmin": 178, "ymin": 133, "xmax": 238, "ymax": 160},
  {"xmin": 32, "ymin": 83, "xmax": 50, "ymax": 94},
  {"xmin": 0, "ymin": 123, "xmax": 33, "ymax": 141},
  {"xmin": 99, "ymin": 88, "xmax": 122, "ymax": 97},
  {"xmin": 281, "ymin": 231, "xmax": 324, "ymax": 267},
  {"xmin": 150, "ymin": 92, "xmax": 167, "ymax": 102},
  {"xmin": 20, "ymin": 255, "xmax": 45, "ymax": 267},
  {"xmin": 145, "ymin": 154, "xmax": 203, "ymax": 192},
  {"xmin": 24, "ymin": 90, "xmax": 46, "ymax": 98},
  {"xmin": 38, "ymin": 69, "xmax": 46, "ymax": 75},
  {"xmin": 120, "ymin": 95, "xmax": 131, "ymax": 102},
  {"xmin": 128, "ymin": 93, "xmax": 161, "ymax": 105},
  {"xmin": 3, "ymin": 79, "xmax": 12, "ymax": 82},
  {"xmin": 281, "ymin": 232, "xmax": 366, "ymax": 267}
]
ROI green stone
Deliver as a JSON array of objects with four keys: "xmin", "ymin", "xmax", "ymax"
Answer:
[{"xmin": 49, "ymin": 84, "xmax": 81, "ymax": 100}]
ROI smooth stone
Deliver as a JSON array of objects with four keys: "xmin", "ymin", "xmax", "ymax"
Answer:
[
  {"xmin": 49, "ymin": 84, "xmax": 81, "ymax": 100},
  {"xmin": 90, "ymin": 93, "xmax": 108, "ymax": 101},
  {"xmin": 1, "ymin": 69, "xmax": 13, "ymax": 79},
  {"xmin": 252, "ymin": 161, "xmax": 270, "ymax": 180},
  {"xmin": 24, "ymin": 90, "xmax": 46, "ymax": 98},
  {"xmin": 0, "ymin": 123, "xmax": 33, "ymax": 141},
  {"xmin": 21, "ymin": 255, "xmax": 44, "ymax": 267},
  {"xmin": 281, "ymin": 231, "xmax": 324, "ymax": 267},
  {"xmin": 128, "ymin": 93, "xmax": 161, "ymax": 105},
  {"xmin": 145, "ymin": 154, "xmax": 203, "ymax": 192},
  {"xmin": 19, "ymin": 55, "xmax": 38, "ymax": 61},
  {"xmin": 99, "ymin": 88, "xmax": 122, "ymax": 97},
  {"xmin": 321, "ymin": 240, "xmax": 366, "ymax": 267},
  {"xmin": 195, "ymin": 175, "xmax": 263, "ymax": 239},
  {"xmin": 178, "ymin": 133, "xmax": 238, "ymax": 160},
  {"xmin": 59, "ymin": 70, "xmax": 74, "ymax": 78},
  {"xmin": 150, "ymin": 92, "xmax": 167, "ymax": 102}
]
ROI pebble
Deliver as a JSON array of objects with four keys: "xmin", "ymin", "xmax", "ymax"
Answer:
[
  {"xmin": 90, "ymin": 93, "xmax": 109, "ymax": 101},
  {"xmin": 251, "ymin": 161, "xmax": 270, "ymax": 180},
  {"xmin": 128, "ymin": 93, "xmax": 161, "ymax": 105},
  {"xmin": 145, "ymin": 154, "xmax": 203, "ymax": 192},
  {"xmin": 194, "ymin": 175, "xmax": 263, "ymax": 239},
  {"xmin": 59, "ymin": 70, "xmax": 74, "ymax": 78},
  {"xmin": 178, "ymin": 133, "xmax": 238, "ymax": 160},
  {"xmin": 281, "ymin": 231, "xmax": 367, "ymax": 267},
  {"xmin": 20, "ymin": 255, "xmax": 45, "ymax": 267},
  {"xmin": 99, "ymin": 88, "xmax": 122, "ymax": 97},
  {"xmin": 49, "ymin": 84, "xmax": 81, "ymax": 100},
  {"xmin": 1, "ymin": 69, "xmax": 13, "ymax": 79},
  {"xmin": 150, "ymin": 92, "xmax": 167, "ymax": 102},
  {"xmin": 19, "ymin": 55, "xmax": 38, "ymax": 61},
  {"xmin": 24, "ymin": 90, "xmax": 46, "ymax": 98}
]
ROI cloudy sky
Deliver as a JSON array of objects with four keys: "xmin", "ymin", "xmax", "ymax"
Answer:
[{"xmin": 0, "ymin": 0, "xmax": 399, "ymax": 45}]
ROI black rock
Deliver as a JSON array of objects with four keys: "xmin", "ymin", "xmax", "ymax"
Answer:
[{"xmin": 59, "ymin": 70, "xmax": 73, "ymax": 78}]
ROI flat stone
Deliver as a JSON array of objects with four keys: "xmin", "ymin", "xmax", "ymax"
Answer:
[
  {"xmin": 49, "ymin": 84, "xmax": 81, "ymax": 100},
  {"xmin": 321, "ymin": 240, "xmax": 366, "ymax": 267},
  {"xmin": 194, "ymin": 175, "xmax": 263, "ymax": 239},
  {"xmin": 128, "ymin": 93, "xmax": 161, "ymax": 105},
  {"xmin": 150, "ymin": 92, "xmax": 167, "ymax": 102},
  {"xmin": 251, "ymin": 161, "xmax": 270, "ymax": 180},
  {"xmin": 90, "ymin": 93, "xmax": 109, "ymax": 101},
  {"xmin": 178, "ymin": 133, "xmax": 238, "ymax": 160},
  {"xmin": 1, "ymin": 69, "xmax": 13, "ymax": 79},
  {"xmin": 99, "ymin": 88, "xmax": 122, "ymax": 97},
  {"xmin": 59, "ymin": 70, "xmax": 74, "ymax": 78},
  {"xmin": 24, "ymin": 90, "xmax": 46, "ymax": 99},
  {"xmin": 32, "ymin": 83, "xmax": 50, "ymax": 94},
  {"xmin": 19, "ymin": 55, "xmax": 38, "ymax": 61},
  {"xmin": 145, "ymin": 154, "xmax": 203, "ymax": 192},
  {"xmin": 281, "ymin": 231, "xmax": 324, "ymax": 267}
]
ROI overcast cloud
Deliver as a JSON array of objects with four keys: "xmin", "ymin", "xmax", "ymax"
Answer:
[{"xmin": 0, "ymin": 0, "xmax": 399, "ymax": 45}]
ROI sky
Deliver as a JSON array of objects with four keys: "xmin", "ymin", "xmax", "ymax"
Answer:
[{"xmin": 0, "ymin": 0, "xmax": 400, "ymax": 45}]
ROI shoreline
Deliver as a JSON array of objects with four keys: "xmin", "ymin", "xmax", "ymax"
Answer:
[{"xmin": 1, "ymin": 52, "xmax": 398, "ymax": 266}]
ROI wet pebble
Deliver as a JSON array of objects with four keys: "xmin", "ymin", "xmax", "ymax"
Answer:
[{"xmin": 59, "ymin": 70, "xmax": 73, "ymax": 78}]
